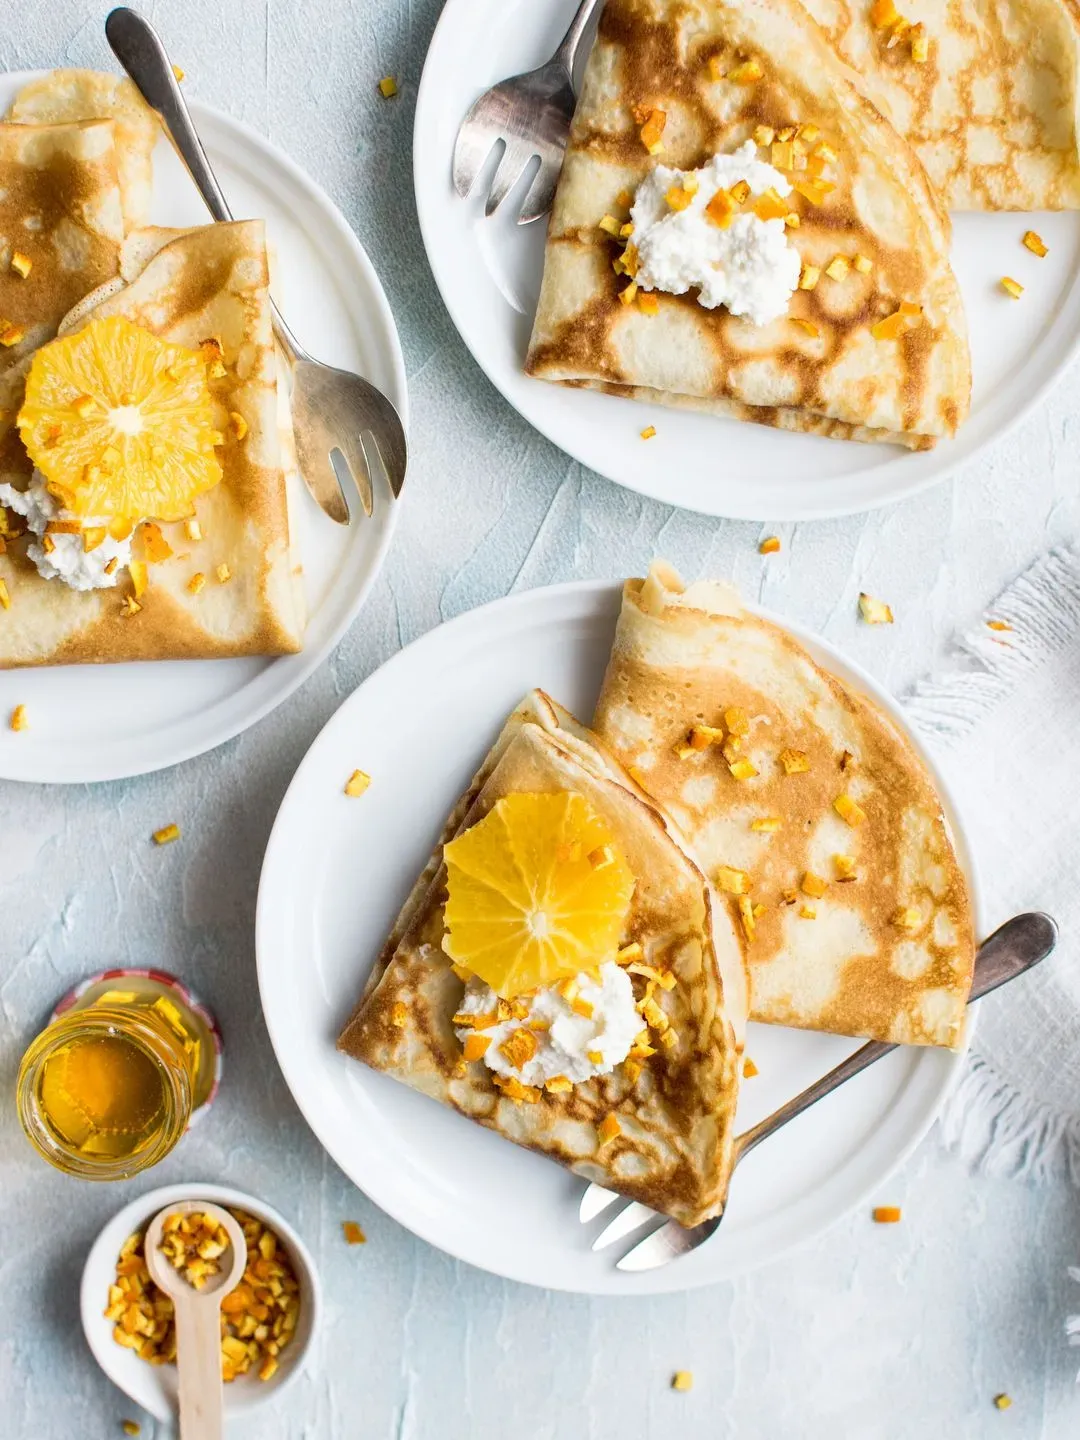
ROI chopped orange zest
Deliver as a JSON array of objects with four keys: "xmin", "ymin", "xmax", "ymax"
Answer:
[
  {"xmin": 640, "ymin": 424, "xmax": 657, "ymax": 440},
  {"xmin": 83, "ymin": 526, "xmax": 106, "ymax": 552},
  {"xmin": 770, "ymin": 140, "xmax": 794, "ymax": 171},
  {"xmin": 1022, "ymin": 230, "xmax": 1048, "ymax": 258},
  {"xmin": 751, "ymin": 816, "xmax": 782, "ymax": 832},
  {"xmin": 638, "ymin": 292, "xmax": 660, "ymax": 316},
  {"xmin": 752, "ymin": 187, "xmax": 789, "ymax": 221},
  {"xmin": 715, "ymin": 865, "xmax": 748, "ymax": 895},
  {"xmin": 10, "ymin": 251, "xmax": 32, "ymax": 279},
  {"xmin": 870, "ymin": 0, "xmax": 900, "ymax": 25},
  {"xmin": 1001, "ymin": 276, "xmax": 1023, "ymax": 299},
  {"xmin": 728, "ymin": 757, "xmax": 757, "ymax": 780},
  {"xmin": 153, "ymin": 823, "xmax": 180, "ymax": 846},
  {"xmin": 672, "ymin": 1371, "xmax": 693, "ymax": 1392},
  {"xmin": 987, "ymin": 619, "xmax": 1012, "ymax": 632},
  {"xmin": 872, "ymin": 1206, "xmax": 902, "ymax": 1223},
  {"xmin": 801, "ymin": 871, "xmax": 827, "ymax": 898},
  {"xmin": 462, "ymin": 1034, "xmax": 491, "ymax": 1062},
  {"xmin": 0, "ymin": 578, "xmax": 9, "ymax": 610},
  {"xmin": 345, "ymin": 769, "xmax": 371, "ymax": 797},
  {"xmin": 728, "ymin": 57, "xmax": 763, "ymax": 84},
  {"xmin": 790, "ymin": 318, "xmax": 819, "ymax": 337},
  {"xmin": 639, "ymin": 108, "xmax": 666, "ymax": 154},
  {"xmin": 378, "ymin": 76, "xmax": 398, "ymax": 98},
  {"xmin": 798, "ymin": 264, "xmax": 820, "ymax": 291},
  {"xmin": 743, "ymin": 1057, "xmax": 759, "ymax": 1078},
  {"xmin": 834, "ymin": 793, "xmax": 867, "ymax": 827},
  {"xmin": 598, "ymin": 1113, "xmax": 622, "ymax": 1145},
  {"xmin": 216, "ymin": 563, "xmax": 231, "ymax": 583},
  {"xmin": 10, "ymin": 703, "xmax": 27, "ymax": 731},
  {"xmin": 390, "ymin": 1001, "xmax": 408, "ymax": 1027},
  {"xmin": 705, "ymin": 188, "xmax": 736, "ymax": 228},
  {"xmin": 993, "ymin": 1395, "xmax": 1013, "ymax": 1411},
  {"xmin": 342, "ymin": 1220, "xmax": 366, "ymax": 1244},
  {"xmin": 499, "ymin": 1027, "xmax": 538, "ymax": 1070},
  {"xmin": 141, "ymin": 522, "xmax": 173, "ymax": 563},
  {"xmin": 729, "ymin": 179, "xmax": 751, "ymax": 205},
  {"xmin": 665, "ymin": 182, "xmax": 696, "ymax": 212},
  {"xmin": 779, "ymin": 748, "xmax": 810, "ymax": 774},
  {"xmin": 187, "ymin": 572, "xmax": 206, "ymax": 595}
]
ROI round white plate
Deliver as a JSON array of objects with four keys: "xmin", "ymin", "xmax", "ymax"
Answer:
[
  {"xmin": 256, "ymin": 580, "xmax": 980, "ymax": 1294},
  {"xmin": 414, "ymin": 0, "xmax": 1080, "ymax": 520},
  {"xmin": 0, "ymin": 71, "xmax": 407, "ymax": 784},
  {"xmin": 81, "ymin": 1181, "xmax": 321, "ymax": 1422}
]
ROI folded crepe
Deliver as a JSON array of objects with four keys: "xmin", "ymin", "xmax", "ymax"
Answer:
[
  {"xmin": 592, "ymin": 565, "xmax": 976, "ymax": 1048},
  {"xmin": 0, "ymin": 221, "xmax": 305, "ymax": 666},
  {"xmin": 525, "ymin": 0, "xmax": 970, "ymax": 449},
  {"xmin": 802, "ymin": 0, "xmax": 1080, "ymax": 211},
  {"xmin": 8, "ymin": 70, "xmax": 159, "ymax": 230},
  {"xmin": 339, "ymin": 691, "xmax": 748, "ymax": 1228},
  {"xmin": 0, "ymin": 119, "xmax": 123, "ymax": 430}
]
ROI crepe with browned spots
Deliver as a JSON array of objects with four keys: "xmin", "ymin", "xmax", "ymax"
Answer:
[
  {"xmin": 803, "ymin": 0, "xmax": 1080, "ymax": 211},
  {"xmin": 0, "ymin": 221, "xmax": 305, "ymax": 666},
  {"xmin": 338, "ymin": 691, "xmax": 748, "ymax": 1229},
  {"xmin": 592, "ymin": 565, "xmax": 976, "ymax": 1048},
  {"xmin": 526, "ymin": 0, "xmax": 970, "ymax": 448}
]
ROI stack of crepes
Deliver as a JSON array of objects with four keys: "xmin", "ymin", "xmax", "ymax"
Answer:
[
  {"xmin": 526, "ymin": 0, "xmax": 1080, "ymax": 449},
  {"xmin": 0, "ymin": 71, "xmax": 304, "ymax": 667},
  {"xmin": 339, "ymin": 565, "xmax": 976, "ymax": 1228}
]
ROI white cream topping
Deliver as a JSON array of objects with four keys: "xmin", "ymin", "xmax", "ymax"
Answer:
[
  {"xmin": 0, "ymin": 472, "xmax": 133, "ymax": 589},
  {"xmin": 630, "ymin": 141, "xmax": 801, "ymax": 325},
  {"xmin": 455, "ymin": 962, "xmax": 640, "ymax": 1087}
]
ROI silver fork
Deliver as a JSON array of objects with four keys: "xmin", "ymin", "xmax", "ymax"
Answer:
[
  {"xmin": 452, "ymin": 0, "xmax": 602, "ymax": 224},
  {"xmin": 582, "ymin": 912, "xmax": 1057, "ymax": 1272},
  {"xmin": 106, "ymin": 7, "xmax": 407, "ymax": 524}
]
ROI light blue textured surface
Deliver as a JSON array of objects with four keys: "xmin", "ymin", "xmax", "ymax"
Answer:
[{"xmin": 2, "ymin": 2, "xmax": 1080, "ymax": 1437}]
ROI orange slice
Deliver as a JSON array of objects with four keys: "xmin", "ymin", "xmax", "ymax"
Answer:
[
  {"xmin": 442, "ymin": 792, "xmax": 635, "ymax": 999},
  {"xmin": 18, "ymin": 315, "xmax": 223, "ymax": 527}
]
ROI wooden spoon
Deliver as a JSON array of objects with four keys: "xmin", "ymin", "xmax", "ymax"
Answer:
[{"xmin": 143, "ymin": 1199, "xmax": 247, "ymax": 1439}]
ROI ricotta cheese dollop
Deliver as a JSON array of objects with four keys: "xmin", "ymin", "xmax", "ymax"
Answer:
[
  {"xmin": 630, "ymin": 140, "xmax": 801, "ymax": 325},
  {"xmin": 0, "ymin": 472, "xmax": 133, "ymax": 590},
  {"xmin": 455, "ymin": 962, "xmax": 640, "ymax": 1087}
]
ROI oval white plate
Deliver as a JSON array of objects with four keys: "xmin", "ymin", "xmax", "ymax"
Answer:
[
  {"xmin": 81, "ymin": 1181, "xmax": 321, "ymax": 1423},
  {"xmin": 0, "ymin": 71, "xmax": 407, "ymax": 784},
  {"xmin": 256, "ymin": 580, "xmax": 980, "ymax": 1294},
  {"xmin": 414, "ymin": 0, "xmax": 1080, "ymax": 520}
]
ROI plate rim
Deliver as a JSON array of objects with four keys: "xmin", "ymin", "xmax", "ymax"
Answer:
[
  {"xmin": 255, "ymin": 576, "xmax": 982, "ymax": 1294},
  {"xmin": 0, "ymin": 75, "xmax": 408, "ymax": 786},
  {"xmin": 412, "ymin": 0, "xmax": 1080, "ymax": 521}
]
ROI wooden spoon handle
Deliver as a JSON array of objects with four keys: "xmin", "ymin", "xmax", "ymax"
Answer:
[{"xmin": 172, "ymin": 1296, "xmax": 225, "ymax": 1440}]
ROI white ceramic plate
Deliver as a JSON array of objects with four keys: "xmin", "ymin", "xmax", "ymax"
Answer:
[
  {"xmin": 81, "ymin": 1181, "xmax": 321, "ymax": 1423},
  {"xmin": 256, "ymin": 580, "xmax": 980, "ymax": 1294},
  {"xmin": 414, "ymin": 0, "xmax": 1080, "ymax": 520},
  {"xmin": 0, "ymin": 71, "xmax": 407, "ymax": 784}
]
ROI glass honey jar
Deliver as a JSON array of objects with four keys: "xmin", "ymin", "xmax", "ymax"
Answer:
[{"xmin": 16, "ymin": 969, "xmax": 222, "ymax": 1180}]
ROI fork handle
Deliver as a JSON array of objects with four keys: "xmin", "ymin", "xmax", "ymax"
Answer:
[
  {"xmin": 107, "ymin": 7, "xmax": 308, "ymax": 363},
  {"xmin": 107, "ymin": 8, "xmax": 233, "ymax": 223},
  {"xmin": 552, "ymin": 0, "xmax": 604, "ymax": 75}
]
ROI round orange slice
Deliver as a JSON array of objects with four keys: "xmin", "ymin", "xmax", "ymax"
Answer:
[
  {"xmin": 18, "ymin": 314, "xmax": 223, "ymax": 526},
  {"xmin": 442, "ymin": 791, "xmax": 635, "ymax": 1000}
]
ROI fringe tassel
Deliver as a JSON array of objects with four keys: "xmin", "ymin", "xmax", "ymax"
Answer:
[
  {"xmin": 904, "ymin": 545, "xmax": 1080, "ymax": 1183},
  {"xmin": 906, "ymin": 545, "xmax": 1080, "ymax": 747},
  {"xmin": 938, "ymin": 1054, "xmax": 1080, "ymax": 1185}
]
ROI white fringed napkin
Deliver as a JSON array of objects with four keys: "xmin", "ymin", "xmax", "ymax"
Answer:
[{"xmin": 905, "ymin": 546, "xmax": 1080, "ymax": 1183}]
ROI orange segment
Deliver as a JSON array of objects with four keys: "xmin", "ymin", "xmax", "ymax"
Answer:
[
  {"xmin": 442, "ymin": 792, "xmax": 635, "ymax": 999},
  {"xmin": 18, "ymin": 315, "xmax": 223, "ymax": 526}
]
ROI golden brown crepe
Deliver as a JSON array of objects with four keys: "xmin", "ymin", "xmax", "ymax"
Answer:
[
  {"xmin": 526, "ymin": 0, "xmax": 971, "ymax": 449},
  {"xmin": 803, "ymin": 0, "xmax": 1080, "ymax": 211},
  {"xmin": 0, "ymin": 221, "xmax": 305, "ymax": 666},
  {"xmin": 0, "ymin": 119, "xmax": 123, "ymax": 434},
  {"xmin": 8, "ymin": 70, "xmax": 159, "ymax": 230},
  {"xmin": 592, "ymin": 565, "xmax": 976, "ymax": 1048},
  {"xmin": 339, "ymin": 691, "xmax": 748, "ymax": 1228}
]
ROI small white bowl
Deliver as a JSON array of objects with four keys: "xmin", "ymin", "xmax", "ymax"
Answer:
[{"xmin": 81, "ymin": 1182, "xmax": 321, "ymax": 1423}]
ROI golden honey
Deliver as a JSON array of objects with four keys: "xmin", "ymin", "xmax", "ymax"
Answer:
[{"xmin": 17, "ymin": 972, "xmax": 219, "ymax": 1180}]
